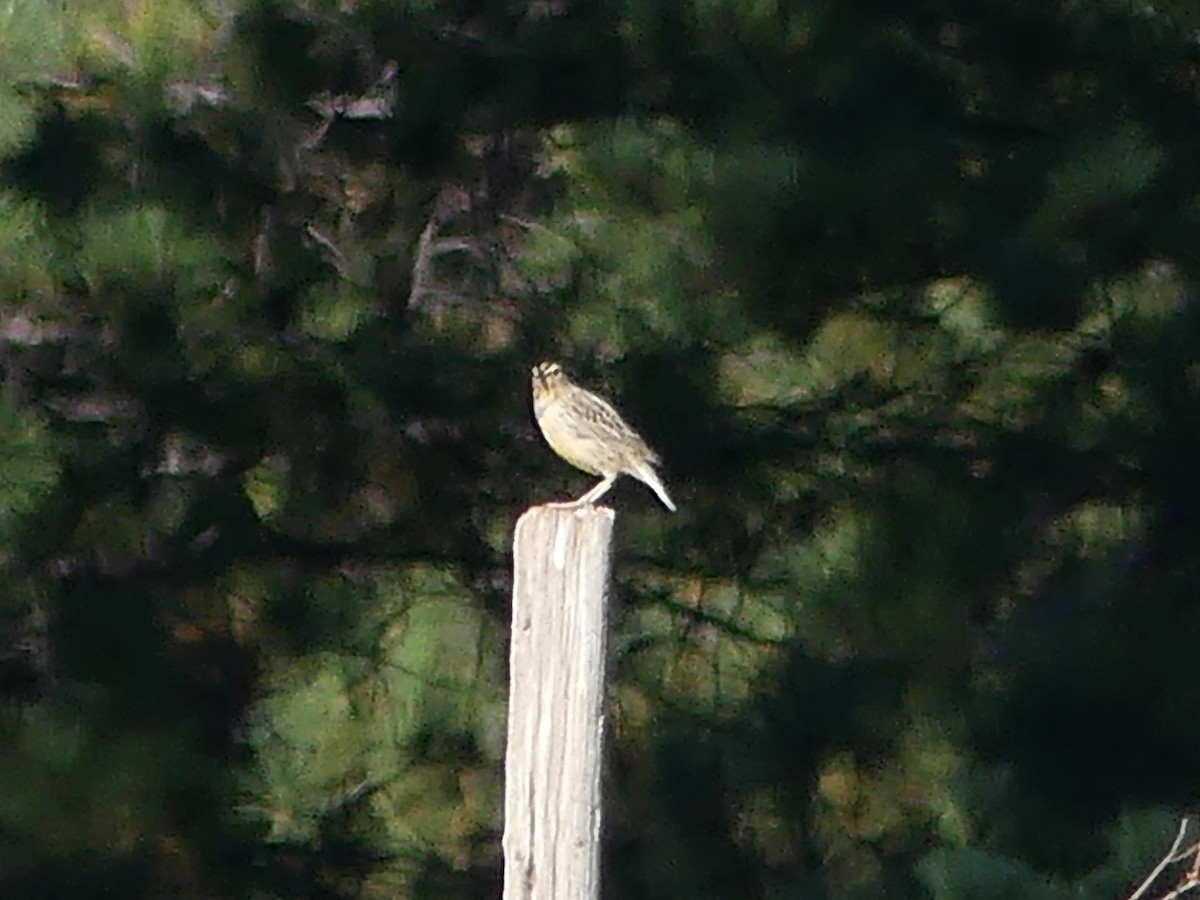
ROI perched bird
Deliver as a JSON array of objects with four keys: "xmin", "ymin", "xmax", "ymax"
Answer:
[{"xmin": 531, "ymin": 361, "xmax": 677, "ymax": 512}]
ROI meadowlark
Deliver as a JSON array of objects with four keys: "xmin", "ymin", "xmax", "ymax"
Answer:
[{"xmin": 531, "ymin": 361, "xmax": 677, "ymax": 512}]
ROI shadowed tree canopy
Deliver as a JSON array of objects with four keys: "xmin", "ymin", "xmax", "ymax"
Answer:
[{"xmin": 2, "ymin": 0, "xmax": 1200, "ymax": 898}]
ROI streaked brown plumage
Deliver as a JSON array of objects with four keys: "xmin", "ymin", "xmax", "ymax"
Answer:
[{"xmin": 531, "ymin": 361, "xmax": 677, "ymax": 512}]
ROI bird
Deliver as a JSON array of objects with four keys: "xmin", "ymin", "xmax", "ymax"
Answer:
[{"xmin": 531, "ymin": 361, "xmax": 677, "ymax": 512}]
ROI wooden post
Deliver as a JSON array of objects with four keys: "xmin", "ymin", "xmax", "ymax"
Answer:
[{"xmin": 503, "ymin": 504, "xmax": 615, "ymax": 900}]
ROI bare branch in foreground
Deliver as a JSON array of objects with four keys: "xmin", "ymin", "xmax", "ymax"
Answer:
[{"xmin": 1129, "ymin": 819, "xmax": 1200, "ymax": 900}]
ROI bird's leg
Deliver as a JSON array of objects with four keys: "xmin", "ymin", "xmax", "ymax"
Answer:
[{"xmin": 576, "ymin": 474, "xmax": 617, "ymax": 506}]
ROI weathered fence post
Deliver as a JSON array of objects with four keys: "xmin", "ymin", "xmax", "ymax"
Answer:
[{"xmin": 503, "ymin": 504, "xmax": 615, "ymax": 900}]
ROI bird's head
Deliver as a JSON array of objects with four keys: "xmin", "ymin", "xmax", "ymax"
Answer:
[{"xmin": 531, "ymin": 361, "xmax": 568, "ymax": 400}]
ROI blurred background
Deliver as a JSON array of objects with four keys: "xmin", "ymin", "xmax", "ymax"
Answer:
[{"xmin": 3, "ymin": 0, "xmax": 1200, "ymax": 897}]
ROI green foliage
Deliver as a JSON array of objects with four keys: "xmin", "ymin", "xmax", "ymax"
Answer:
[
  {"xmin": 918, "ymin": 811, "xmax": 1185, "ymax": 900},
  {"xmin": 0, "ymin": 90, "xmax": 39, "ymax": 158},
  {"xmin": 0, "ymin": 701, "xmax": 210, "ymax": 867},
  {"xmin": 918, "ymin": 847, "xmax": 1066, "ymax": 900},
  {"xmin": 0, "ymin": 0, "xmax": 70, "ymax": 157},
  {"xmin": 0, "ymin": 402, "xmax": 59, "ymax": 543},
  {"xmin": 0, "ymin": 0, "xmax": 67, "ymax": 83},
  {"xmin": 76, "ymin": 206, "xmax": 228, "ymax": 293},
  {"xmin": 238, "ymin": 566, "xmax": 503, "ymax": 891},
  {"xmin": 0, "ymin": 192, "xmax": 54, "ymax": 294},
  {"xmin": 2, "ymin": 0, "xmax": 1200, "ymax": 898}
]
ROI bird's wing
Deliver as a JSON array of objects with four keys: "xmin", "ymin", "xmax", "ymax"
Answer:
[{"xmin": 580, "ymin": 389, "xmax": 659, "ymax": 463}]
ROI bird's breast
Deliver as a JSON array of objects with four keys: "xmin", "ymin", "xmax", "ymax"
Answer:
[{"xmin": 535, "ymin": 400, "xmax": 611, "ymax": 475}]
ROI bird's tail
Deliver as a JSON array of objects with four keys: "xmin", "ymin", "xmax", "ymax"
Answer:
[{"xmin": 630, "ymin": 463, "xmax": 677, "ymax": 512}]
